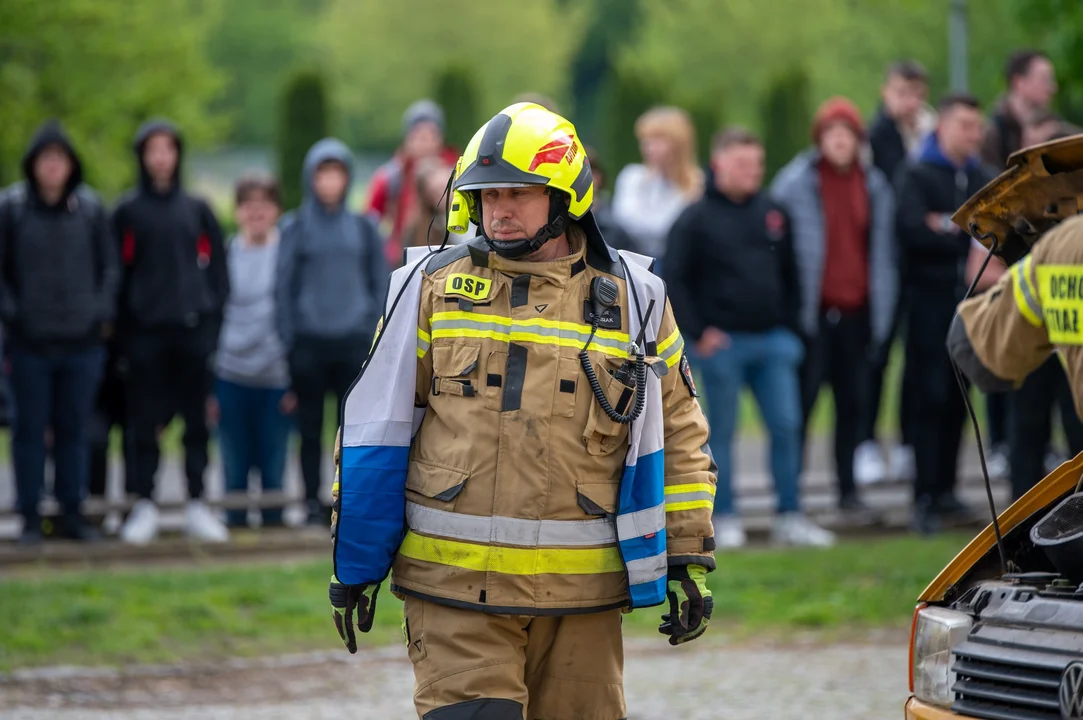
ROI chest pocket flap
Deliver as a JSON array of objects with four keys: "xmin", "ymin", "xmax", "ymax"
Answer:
[{"xmin": 431, "ymin": 341, "xmax": 481, "ymax": 397}]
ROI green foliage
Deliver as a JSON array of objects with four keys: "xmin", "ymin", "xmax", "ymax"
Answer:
[
  {"xmin": 602, "ymin": 67, "xmax": 666, "ymax": 178},
  {"xmin": 1008, "ymin": 0, "xmax": 1083, "ymax": 121},
  {"xmin": 204, "ymin": 0, "xmax": 320, "ymax": 146},
  {"xmin": 762, "ymin": 67, "xmax": 812, "ymax": 179},
  {"xmin": 686, "ymin": 97, "xmax": 724, "ymax": 166},
  {"xmin": 277, "ymin": 70, "xmax": 331, "ymax": 211},
  {"xmin": 0, "ymin": 534, "xmax": 969, "ymax": 670},
  {"xmin": 432, "ymin": 64, "xmax": 481, "ymax": 152},
  {"xmin": 0, "ymin": 0, "xmax": 226, "ymax": 196}
]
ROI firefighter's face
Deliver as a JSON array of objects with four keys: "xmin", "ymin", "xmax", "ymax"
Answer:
[{"xmin": 481, "ymin": 185, "xmax": 551, "ymax": 243}]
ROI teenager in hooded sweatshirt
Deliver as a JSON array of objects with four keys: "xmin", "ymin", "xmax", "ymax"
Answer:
[
  {"xmin": 0, "ymin": 120, "xmax": 119, "ymax": 544},
  {"xmin": 276, "ymin": 138, "xmax": 387, "ymax": 525},
  {"xmin": 112, "ymin": 119, "xmax": 230, "ymax": 545}
]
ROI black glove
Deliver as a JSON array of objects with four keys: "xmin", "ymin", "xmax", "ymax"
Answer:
[
  {"xmin": 658, "ymin": 564, "xmax": 713, "ymax": 646},
  {"xmin": 329, "ymin": 576, "xmax": 380, "ymax": 653}
]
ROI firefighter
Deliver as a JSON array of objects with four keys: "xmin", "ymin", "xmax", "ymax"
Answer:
[
  {"xmin": 327, "ymin": 103, "xmax": 717, "ymax": 719},
  {"xmin": 949, "ymin": 214, "xmax": 1083, "ymax": 427}
]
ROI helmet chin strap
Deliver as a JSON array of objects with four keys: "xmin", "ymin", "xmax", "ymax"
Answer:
[{"xmin": 479, "ymin": 190, "xmax": 570, "ymax": 260}]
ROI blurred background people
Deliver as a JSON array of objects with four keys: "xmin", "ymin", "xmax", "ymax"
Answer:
[
  {"xmin": 402, "ymin": 157, "xmax": 460, "ymax": 249},
  {"xmin": 982, "ymin": 49, "xmax": 1060, "ymax": 168},
  {"xmin": 212, "ymin": 176, "xmax": 293, "ymax": 529},
  {"xmin": 113, "ymin": 120, "xmax": 230, "ymax": 546},
  {"xmin": 0, "ymin": 120, "xmax": 119, "ymax": 544},
  {"xmin": 276, "ymin": 138, "xmax": 387, "ymax": 526},
  {"xmin": 859, "ymin": 60, "xmax": 934, "ymax": 487},
  {"xmin": 895, "ymin": 93, "xmax": 996, "ymax": 534},
  {"xmin": 584, "ymin": 146, "xmax": 636, "ymax": 253},
  {"xmin": 666, "ymin": 127, "xmax": 833, "ymax": 549},
  {"xmin": 771, "ymin": 97, "xmax": 897, "ymax": 526},
  {"xmin": 366, "ymin": 100, "xmax": 459, "ymax": 267},
  {"xmin": 611, "ymin": 106, "xmax": 704, "ymax": 265}
]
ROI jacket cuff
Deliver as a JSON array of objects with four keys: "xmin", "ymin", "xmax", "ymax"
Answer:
[{"xmin": 668, "ymin": 554, "xmax": 716, "ymax": 572}]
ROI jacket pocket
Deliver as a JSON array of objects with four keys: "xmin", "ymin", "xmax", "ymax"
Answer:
[
  {"xmin": 576, "ymin": 480, "xmax": 618, "ymax": 517},
  {"xmin": 405, "ymin": 457, "xmax": 470, "ymax": 504},
  {"xmin": 483, "ymin": 349, "xmax": 506, "ymax": 411},
  {"xmin": 582, "ymin": 356, "xmax": 634, "ymax": 456},
  {"xmin": 430, "ymin": 341, "xmax": 481, "ymax": 398},
  {"xmin": 553, "ymin": 356, "xmax": 580, "ymax": 418}
]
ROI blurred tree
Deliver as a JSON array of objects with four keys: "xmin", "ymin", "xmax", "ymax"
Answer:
[
  {"xmin": 432, "ymin": 64, "xmax": 480, "ymax": 152},
  {"xmin": 204, "ymin": 0, "xmax": 319, "ymax": 146},
  {"xmin": 603, "ymin": 66, "xmax": 667, "ymax": 177},
  {"xmin": 0, "ymin": 0, "xmax": 226, "ymax": 196},
  {"xmin": 686, "ymin": 98, "xmax": 724, "ymax": 166},
  {"xmin": 320, "ymin": 0, "xmax": 588, "ymax": 150},
  {"xmin": 277, "ymin": 70, "xmax": 331, "ymax": 210},
  {"xmin": 761, "ymin": 67, "xmax": 812, "ymax": 179},
  {"xmin": 569, "ymin": 0, "xmax": 644, "ymax": 144}
]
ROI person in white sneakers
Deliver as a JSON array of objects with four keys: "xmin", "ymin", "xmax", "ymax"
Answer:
[{"xmin": 665, "ymin": 128, "xmax": 835, "ymax": 550}]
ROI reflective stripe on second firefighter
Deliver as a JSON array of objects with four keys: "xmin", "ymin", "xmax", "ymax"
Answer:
[{"xmin": 1012, "ymin": 255, "xmax": 1043, "ymax": 327}]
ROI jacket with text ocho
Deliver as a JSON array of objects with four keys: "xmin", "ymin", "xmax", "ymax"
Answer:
[
  {"xmin": 331, "ymin": 224, "xmax": 716, "ymax": 614},
  {"xmin": 950, "ymin": 214, "xmax": 1083, "ymax": 420}
]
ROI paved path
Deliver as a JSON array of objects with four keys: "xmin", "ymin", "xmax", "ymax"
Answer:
[{"xmin": 2, "ymin": 634, "xmax": 910, "ymax": 719}]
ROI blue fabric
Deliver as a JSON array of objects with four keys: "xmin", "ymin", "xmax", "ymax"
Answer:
[
  {"xmin": 10, "ymin": 346, "xmax": 104, "ymax": 520},
  {"xmin": 629, "ymin": 575, "xmax": 667, "ymax": 608},
  {"xmin": 694, "ymin": 328, "xmax": 803, "ymax": 515},
  {"xmin": 618, "ymin": 449, "xmax": 664, "ymax": 514},
  {"xmin": 214, "ymin": 377, "xmax": 292, "ymax": 527},
  {"xmin": 917, "ymin": 133, "xmax": 980, "ymax": 171},
  {"xmin": 334, "ymin": 444, "xmax": 410, "ymax": 586}
]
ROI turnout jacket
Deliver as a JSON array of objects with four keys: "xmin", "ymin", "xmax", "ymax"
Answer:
[
  {"xmin": 950, "ymin": 215, "xmax": 1083, "ymax": 419},
  {"xmin": 333, "ymin": 224, "xmax": 716, "ymax": 614}
]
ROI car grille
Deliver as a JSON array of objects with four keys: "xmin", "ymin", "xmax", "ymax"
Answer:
[{"xmin": 952, "ymin": 638, "xmax": 1065, "ymax": 719}]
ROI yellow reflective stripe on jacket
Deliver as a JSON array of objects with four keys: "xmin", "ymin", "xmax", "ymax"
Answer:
[
  {"xmin": 657, "ymin": 328, "xmax": 685, "ymax": 368},
  {"xmin": 430, "ymin": 311, "xmax": 631, "ymax": 358},
  {"xmin": 1012, "ymin": 256, "xmax": 1043, "ymax": 328},
  {"xmin": 1036, "ymin": 264, "xmax": 1083, "ymax": 344},
  {"xmin": 399, "ymin": 530, "xmax": 625, "ymax": 575},
  {"xmin": 417, "ymin": 328, "xmax": 431, "ymax": 359},
  {"xmin": 663, "ymin": 482, "xmax": 716, "ymax": 512}
]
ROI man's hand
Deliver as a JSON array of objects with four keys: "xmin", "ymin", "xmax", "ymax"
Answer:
[
  {"xmin": 329, "ymin": 576, "xmax": 380, "ymax": 654},
  {"xmin": 658, "ymin": 564, "xmax": 713, "ymax": 646},
  {"xmin": 279, "ymin": 391, "xmax": 297, "ymax": 415},
  {"xmin": 695, "ymin": 327, "xmax": 729, "ymax": 358}
]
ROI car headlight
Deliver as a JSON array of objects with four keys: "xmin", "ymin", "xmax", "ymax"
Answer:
[{"xmin": 910, "ymin": 604, "xmax": 974, "ymax": 708}]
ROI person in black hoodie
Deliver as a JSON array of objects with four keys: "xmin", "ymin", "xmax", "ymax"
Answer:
[
  {"xmin": 111, "ymin": 119, "xmax": 230, "ymax": 545},
  {"xmin": 0, "ymin": 120, "xmax": 119, "ymax": 544},
  {"xmin": 664, "ymin": 127, "xmax": 834, "ymax": 550},
  {"xmin": 895, "ymin": 93, "xmax": 996, "ymax": 534}
]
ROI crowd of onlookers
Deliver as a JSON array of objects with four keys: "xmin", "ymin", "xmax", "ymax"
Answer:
[{"xmin": 1, "ymin": 49, "xmax": 1077, "ymax": 548}]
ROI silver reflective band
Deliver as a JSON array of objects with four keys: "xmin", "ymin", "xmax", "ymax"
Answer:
[
  {"xmin": 406, "ymin": 502, "xmax": 617, "ymax": 547},
  {"xmin": 663, "ymin": 491, "xmax": 715, "ymax": 506},
  {"xmin": 615, "ymin": 503, "xmax": 666, "ymax": 540},
  {"xmin": 659, "ymin": 336, "xmax": 684, "ymax": 365},
  {"xmin": 1015, "ymin": 261, "xmax": 1043, "ymax": 318},
  {"xmin": 626, "ymin": 552, "xmax": 668, "ymax": 585}
]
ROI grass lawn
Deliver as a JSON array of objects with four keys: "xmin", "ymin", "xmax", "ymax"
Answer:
[{"xmin": 0, "ymin": 533, "xmax": 971, "ymax": 672}]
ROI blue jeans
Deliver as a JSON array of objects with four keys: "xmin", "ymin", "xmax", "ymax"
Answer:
[
  {"xmin": 215, "ymin": 378, "xmax": 292, "ymax": 527},
  {"xmin": 10, "ymin": 346, "xmax": 105, "ymax": 523},
  {"xmin": 694, "ymin": 328, "xmax": 804, "ymax": 516}
]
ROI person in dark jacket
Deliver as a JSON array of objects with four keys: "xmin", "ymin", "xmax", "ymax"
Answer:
[
  {"xmin": 0, "ymin": 120, "xmax": 119, "ymax": 544},
  {"xmin": 112, "ymin": 119, "xmax": 230, "ymax": 545},
  {"xmin": 276, "ymin": 138, "xmax": 388, "ymax": 525},
  {"xmin": 860, "ymin": 60, "xmax": 934, "ymax": 487},
  {"xmin": 895, "ymin": 93, "xmax": 997, "ymax": 534},
  {"xmin": 665, "ymin": 127, "xmax": 834, "ymax": 549},
  {"xmin": 771, "ymin": 97, "xmax": 898, "ymax": 525}
]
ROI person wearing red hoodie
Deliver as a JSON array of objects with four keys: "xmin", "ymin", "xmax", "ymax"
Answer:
[
  {"xmin": 365, "ymin": 99, "xmax": 459, "ymax": 268},
  {"xmin": 771, "ymin": 98, "xmax": 898, "ymax": 526}
]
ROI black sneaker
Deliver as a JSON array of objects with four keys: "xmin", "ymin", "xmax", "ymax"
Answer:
[
  {"xmin": 18, "ymin": 525, "xmax": 44, "ymax": 546},
  {"xmin": 933, "ymin": 494, "xmax": 982, "ymax": 527},
  {"xmin": 911, "ymin": 500, "xmax": 942, "ymax": 536},
  {"xmin": 838, "ymin": 494, "xmax": 884, "ymax": 527},
  {"xmin": 56, "ymin": 513, "xmax": 102, "ymax": 543}
]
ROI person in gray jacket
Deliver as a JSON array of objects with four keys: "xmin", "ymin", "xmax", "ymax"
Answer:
[
  {"xmin": 770, "ymin": 97, "xmax": 897, "ymax": 524},
  {"xmin": 276, "ymin": 138, "xmax": 388, "ymax": 525}
]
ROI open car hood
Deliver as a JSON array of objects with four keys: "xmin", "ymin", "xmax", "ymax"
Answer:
[{"xmin": 953, "ymin": 134, "xmax": 1083, "ymax": 263}]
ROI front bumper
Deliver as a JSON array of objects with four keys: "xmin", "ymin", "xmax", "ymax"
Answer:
[{"xmin": 905, "ymin": 697, "xmax": 973, "ymax": 719}]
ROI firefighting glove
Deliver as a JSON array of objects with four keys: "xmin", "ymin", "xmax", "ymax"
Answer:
[
  {"xmin": 329, "ymin": 576, "xmax": 380, "ymax": 654},
  {"xmin": 658, "ymin": 564, "xmax": 713, "ymax": 646}
]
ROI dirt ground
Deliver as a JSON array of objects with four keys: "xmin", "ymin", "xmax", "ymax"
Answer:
[{"xmin": 2, "ymin": 632, "xmax": 910, "ymax": 720}]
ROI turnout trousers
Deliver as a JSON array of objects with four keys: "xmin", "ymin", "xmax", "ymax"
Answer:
[{"xmin": 403, "ymin": 596, "xmax": 626, "ymax": 720}]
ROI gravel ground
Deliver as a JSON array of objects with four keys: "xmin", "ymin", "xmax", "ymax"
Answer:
[{"xmin": 2, "ymin": 633, "xmax": 910, "ymax": 720}]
